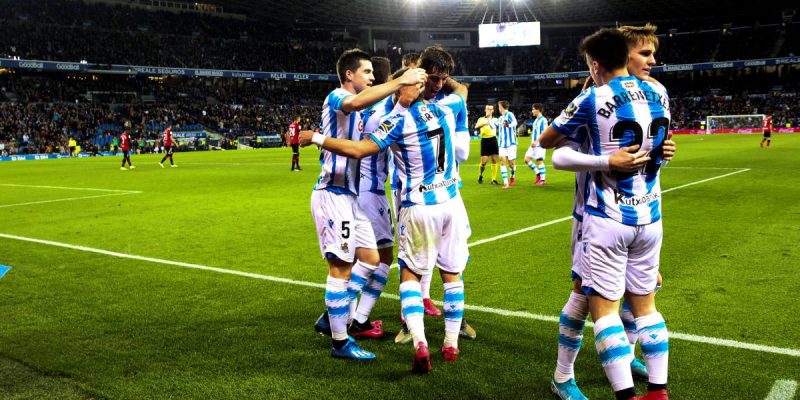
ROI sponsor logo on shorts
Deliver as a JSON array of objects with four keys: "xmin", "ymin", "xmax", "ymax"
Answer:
[
  {"xmin": 614, "ymin": 191, "xmax": 661, "ymax": 206},
  {"xmin": 327, "ymin": 219, "xmax": 334, "ymax": 228},
  {"xmin": 400, "ymin": 225, "xmax": 406, "ymax": 235},
  {"xmin": 378, "ymin": 207, "xmax": 385, "ymax": 216},
  {"xmin": 418, "ymin": 177, "xmax": 458, "ymax": 193}
]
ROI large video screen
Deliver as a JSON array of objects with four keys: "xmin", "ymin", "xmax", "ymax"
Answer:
[{"xmin": 479, "ymin": 21, "xmax": 541, "ymax": 48}]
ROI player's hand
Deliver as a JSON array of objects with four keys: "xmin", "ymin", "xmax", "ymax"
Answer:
[
  {"xmin": 662, "ymin": 134, "xmax": 676, "ymax": 161},
  {"xmin": 582, "ymin": 76, "xmax": 595, "ymax": 91},
  {"xmin": 608, "ymin": 144, "xmax": 650, "ymax": 172},
  {"xmin": 398, "ymin": 68, "xmax": 427, "ymax": 86},
  {"xmin": 298, "ymin": 130, "xmax": 315, "ymax": 147}
]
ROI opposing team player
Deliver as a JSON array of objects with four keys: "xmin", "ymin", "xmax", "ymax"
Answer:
[
  {"xmin": 523, "ymin": 103, "xmax": 547, "ymax": 185},
  {"xmin": 476, "ymin": 105, "xmax": 500, "ymax": 185},
  {"xmin": 288, "ymin": 116, "xmax": 302, "ymax": 171},
  {"xmin": 761, "ymin": 114, "xmax": 772, "ymax": 147},
  {"xmin": 300, "ymin": 70, "xmax": 472, "ymax": 374},
  {"xmin": 542, "ymin": 29, "xmax": 672, "ymax": 400},
  {"xmin": 309, "ymin": 49, "xmax": 426, "ymax": 360},
  {"xmin": 159, "ymin": 124, "xmax": 178, "ymax": 168},
  {"xmin": 119, "ymin": 123, "xmax": 135, "ymax": 170},
  {"xmin": 496, "ymin": 100, "xmax": 518, "ymax": 188}
]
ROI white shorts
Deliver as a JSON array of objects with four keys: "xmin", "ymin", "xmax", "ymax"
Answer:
[
  {"xmin": 396, "ymin": 196, "xmax": 471, "ymax": 276},
  {"xmin": 311, "ymin": 189, "xmax": 377, "ymax": 263},
  {"xmin": 525, "ymin": 146, "xmax": 546, "ymax": 161},
  {"xmin": 570, "ymin": 217, "xmax": 584, "ymax": 279},
  {"xmin": 579, "ymin": 213, "xmax": 662, "ymax": 301},
  {"xmin": 499, "ymin": 145, "xmax": 518, "ymax": 161},
  {"xmin": 357, "ymin": 191, "xmax": 394, "ymax": 249}
]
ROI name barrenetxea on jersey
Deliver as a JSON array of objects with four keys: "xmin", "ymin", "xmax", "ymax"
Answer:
[
  {"xmin": 419, "ymin": 177, "xmax": 459, "ymax": 193},
  {"xmin": 596, "ymin": 85, "xmax": 670, "ymax": 119},
  {"xmin": 614, "ymin": 190, "xmax": 661, "ymax": 206}
]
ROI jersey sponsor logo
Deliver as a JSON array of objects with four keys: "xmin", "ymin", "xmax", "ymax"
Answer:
[
  {"xmin": 378, "ymin": 120, "xmax": 396, "ymax": 135},
  {"xmin": 614, "ymin": 190, "xmax": 661, "ymax": 206},
  {"xmin": 418, "ymin": 177, "xmax": 458, "ymax": 193}
]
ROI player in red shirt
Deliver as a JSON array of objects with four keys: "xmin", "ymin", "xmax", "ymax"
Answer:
[
  {"xmin": 760, "ymin": 115, "xmax": 773, "ymax": 148},
  {"xmin": 287, "ymin": 116, "xmax": 302, "ymax": 171},
  {"xmin": 159, "ymin": 124, "xmax": 178, "ymax": 168},
  {"xmin": 119, "ymin": 126, "xmax": 135, "ymax": 170}
]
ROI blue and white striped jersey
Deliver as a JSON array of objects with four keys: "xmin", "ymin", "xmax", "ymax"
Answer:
[
  {"xmin": 369, "ymin": 100, "xmax": 461, "ymax": 207},
  {"xmin": 359, "ymin": 96, "xmax": 397, "ymax": 195},
  {"xmin": 531, "ymin": 115, "xmax": 548, "ymax": 149},
  {"xmin": 430, "ymin": 92, "xmax": 469, "ymax": 137},
  {"xmin": 552, "ymin": 76, "xmax": 670, "ymax": 226},
  {"xmin": 497, "ymin": 111, "xmax": 517, "ymax": 148},
  {"xmin": 314, "ymin": 88, "xmax": 363, "ymax": 196}
]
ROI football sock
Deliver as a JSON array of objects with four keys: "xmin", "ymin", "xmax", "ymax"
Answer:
[
  {"xmin": 594, "ymin": 314, "xmax": 634, "ymax": 392},
  {"xmin": 526, "ymin": 159, "xmax": 536, "ymax": 171},
  {"xmin": 443, "ymin": 281, "xmax": 464, "ymax": 348},
  {"xmin": 355, "ymin": 262, "xmax": 390, "ymax": 324},
  {"xmin": 347, "ymin": 260, "xmax": 377, "ymax": 319},
  {"xmin": 491, "ymin": 163, "xmax": 498, "ymax": 180},
  {"xmin": 555, "ymin": 292, "xmax": 588, "ymax": 383},
  {"xmin": 538, "ymin": 164, "xmax": 546, "ymax": 180},
  {"xmin": 325, "ymin": 275, "xmax": 350, "ymax": 341},
  {"xmin": 420, "ymin": 272, "xmax": 432, "ymax": 299},
  {"xmin": 400, "ymin": 280, "xmax": 427, "ymax": 348},
  {"xmin": 511, "ymin": 165, "xmax": 516, "ymax": 178},
  {"xmin": 479, "ymin": 164, "xmax": 485, "ymax": 177},
  {"xmin": 620, "ymin": 300, "xmax": 639, "ymax": 345},
  {"xmin": 500, "ymin": 166, "xmax": 509, "ymax": 185},
  {"xmin": 636, "ymin": 312, "xmax": 669, "ymax": 387}
]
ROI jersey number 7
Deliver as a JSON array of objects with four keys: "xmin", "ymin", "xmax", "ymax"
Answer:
[{"xmin": 426, "ymin": 127, "xmax": 446, "ymax": 174}]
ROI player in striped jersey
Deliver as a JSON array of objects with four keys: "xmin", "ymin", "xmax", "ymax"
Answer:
[
  {"xmin": 310, "ymin": 49, "xmax": 426, "ymax": 361},
  {"xmin": 496, "ymin": 100, "xmax": 518, "ymax": 188},
  {"xmin": 413, "ymin": 45, "xmax": 477, "ymax": 339},
  {"xmin": 543, "ymin": 24, "xmax": 677, "ymax": 400},
  {"xmin": 542, "ymin": 29, "xmax": 672, "ymax": 400},
  {"xmin": 301, "ymin": 75, "xmax": 471, "ymax": 374},
  {"xmin": 523, "ymin": 103, "xmax": 548, "ymax": 185}
]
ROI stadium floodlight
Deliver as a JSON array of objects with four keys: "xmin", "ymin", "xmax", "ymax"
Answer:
[{"xmin": 705, "ymin": 114, "xmax": 765, "ymax": 135}]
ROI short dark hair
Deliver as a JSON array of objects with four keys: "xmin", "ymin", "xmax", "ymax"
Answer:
[
  {"xmin": 579, "ymin": 28, "xmax": 629, "ymax": 71},
  {"xmin": 532, "ymin": 103, "xmax": 543, "ymax": 111},
  {"xmin": 418, "ymin": 46, "xmax": 455, "ymax": 75},
  {"xmin": 402, "ymin": 52, "xmax": 420, "ymax": 68},
  {"xmin": 498, "ymin": 100, "xmax": 510, "ymax": 109},
  {"xmin": 336, "ymin": 49, "xmax": 371, "ymax": 84},
  {"xmin": 370, "ymin": 56, "xmax": 391, "ymax": 85}
]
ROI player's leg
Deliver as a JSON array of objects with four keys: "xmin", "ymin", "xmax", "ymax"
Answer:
[
  {"xmin": 491, "ymin": 154, "xmax": 499, "ymax": 184},
  {"xmin": 121, "ymin": 151, "xmax": 128, "ymax": 169},
  {"xmin": 396, "ymin": 204, "xmax": 440, "ymax": 373},
  {"xmin": 508, "ymin": 146, "xmax": 517, "ymax": 185},
  {"xmin": 535, "ymin": 156, "xmax": 546, "ymax": 185},
  {"xmin": 311, "ymin": 191, "xmax": 375, "ymax": 359},
  {"xmin": 437, "ymin": 198, "xmax": 471, "ymax": 360},
  {"xmin": 552, "ymin": 218, "xmax": 589, "ymax": 400},
  {"xmin": 350, "ymin": 194, "xmax": 390, "ymax": 338},
  {"xmin": 479, "ymin": 155, "xmax": 488, "ymax": 184},
  {"xmin": 499, "ymin": 152, "xmax": 510, "ymax": 188},
  {"xmin": 582, "ymin": 214, "xmax": 638, "ymax": 400},
  {"xmin": 625, "ymin": 221, "xmax": 669, "ymax": 399},
  {"xmin": 524, "ymin": 146, "xmax": 537, "ymax": 177}
]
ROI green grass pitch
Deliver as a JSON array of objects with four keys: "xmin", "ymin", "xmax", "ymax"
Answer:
[{"xmin": 0, "ymin": 134, "xmax": 798, "ymax": 399}]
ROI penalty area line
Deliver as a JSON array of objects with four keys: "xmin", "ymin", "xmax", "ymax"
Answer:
[
  {"xmin": 0, "ymin": 231, "xmax": 798, "ymax": 358},
  {"xmin": 765, "ymin": 380, "xmax": 798, "ymax": 400}
]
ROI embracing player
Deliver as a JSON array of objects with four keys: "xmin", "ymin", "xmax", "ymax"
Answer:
[{"xmin": 542, "ymin": 28, "xmax": 672, "ymax": 400}]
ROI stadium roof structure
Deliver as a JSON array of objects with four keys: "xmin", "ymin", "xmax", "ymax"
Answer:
[{"xmin": 212, "ymin": 0, "xmax": 785, "ymax": 29}]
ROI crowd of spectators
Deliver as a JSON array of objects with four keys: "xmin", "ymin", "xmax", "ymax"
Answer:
[{"xmin": 0, "ymin": 0, "xmax": 796, "ymax": 76}]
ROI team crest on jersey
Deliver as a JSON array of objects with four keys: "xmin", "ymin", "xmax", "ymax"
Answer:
[
  {"xmin": 341, "ymin": 242, "xmax": 349, "ymax": 253},
  {"xmin": 564, "ymin": 102, "xmax": 579, "ymax": 119},
  {"xmin": 623, "ymin": 81, "xmax": 637, "ymax": 89},
  {"xmin": 419, "ymin": 105, "xmax": 428, "ymax": 113}
]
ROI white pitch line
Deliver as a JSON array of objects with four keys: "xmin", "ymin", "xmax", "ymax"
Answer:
[
  {"xmin": 1, "ymin": 231, "xmax": 799, "ymax": 358},
  {"xmin": 464, "ymin": 168, "xmax": 750, "ymax": 248},
  {"xmin": 0, "ymin": 192, "xmax": 137, "ymax": 209},
  {"xmin": 0, "ymin": 183, "xmax": 142, "ymax": 194},
  {"xmin": 765, "ymin": 380, "xmax": 798, "ymax": 400}
]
